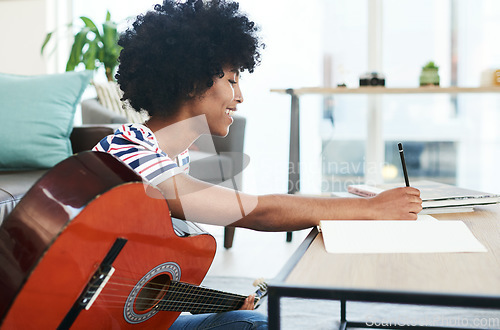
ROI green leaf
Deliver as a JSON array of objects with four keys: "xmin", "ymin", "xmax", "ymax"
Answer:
[
  {"xmin": 80, "ymin": 16, "xmax": 101, "ymax": 39},
  {"xmin": 83, "ymin": 40, "xmax": 98, "ymax": 70},
  {"xmin": 102, "ymin": 21, "xmax": 117, "ymax": 48},
  {"xmin": 106, "ymin": 10, "xmax": 111, "ymax": 22},
  {"xmin": 101, "ymin": 20, "xmax": 121, "ymax": 71},
  {"xmin": 40, "ymin": 32, "xmax": 53, "ymax": 54},
  {"xmin": 66, "ymin": 28, "xmax": 90, "ymax": 71}
]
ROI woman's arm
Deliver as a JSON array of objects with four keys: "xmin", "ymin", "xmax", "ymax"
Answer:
[
  {"xmin": 234, "ymin": 187, "xmax": 422, "ymax": 231},
  {"xmin": 156, "ymin": 173, "xmax": 422, "ymax": 231}
]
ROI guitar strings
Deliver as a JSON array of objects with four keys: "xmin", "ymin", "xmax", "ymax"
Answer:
[
  {"xmin": 108, "ymin": 273, "xmax": 268, "ymax": 297},
  {"xmin": 98, "ymin": 288, "xmax": 246, "ymax": 306},
  {"xmin": 95, "ymin": 296, "xmax": 247, "ymax": 311},
  {"xmin": 95, "ymin": 290, "xmax": 249, "ymax": 312},
  {"xmin": 97, "ymin": 286, "xmax": 257, "ymax": 313},
  {"xmin": 102, "ymin": 277, "xmax": 246, "ymax": 301},
  {"xmin": 75, "ymin": 267, "xmax": 260, "ymax": 312},
  {"xmin": 94, "ymin": 273, "xmax": 247, "ymax": 300},
  {"xmin": 100, "ymin": 288, "xmax": 247, "ymax": 306},
  {"xmin": 94, "ymin": 287, "xmax": 247, "ymax": 309},
  {"xmin": 88, "ymin": 277, "xmax": 250, "ymax": 311}
]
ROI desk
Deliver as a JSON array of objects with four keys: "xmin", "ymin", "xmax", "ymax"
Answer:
[{"xmin": 267, "ymin": 204, "xmax": 500, "ymax": 329}]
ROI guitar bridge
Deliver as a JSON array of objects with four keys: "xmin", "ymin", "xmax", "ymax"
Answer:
[{"xmin": 81, "ymin": 266, "xmax": 116, "ymax": 310}]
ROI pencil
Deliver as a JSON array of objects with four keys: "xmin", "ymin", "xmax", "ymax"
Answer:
[{"xmin": 398, "ymin": 142, "xmax": 410, "ymax": 187}]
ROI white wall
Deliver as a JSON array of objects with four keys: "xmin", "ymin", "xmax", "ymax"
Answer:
[
  {"xmin": 0, "ymin": 0, "xmax": 72, "ymax": 75},
  {"xmin": 0, "ymin": 0, "xmax": 48, "ymax": 75}
]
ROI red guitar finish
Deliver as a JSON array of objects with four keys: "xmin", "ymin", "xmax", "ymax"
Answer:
[{"xmin": 0, "ymin": 152, "xmax": 216, "ymax": 329}]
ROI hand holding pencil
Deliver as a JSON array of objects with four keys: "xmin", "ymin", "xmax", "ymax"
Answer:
[{"xmin": 365, "ymin": 143, "xmax": 422, "ymax": 219}]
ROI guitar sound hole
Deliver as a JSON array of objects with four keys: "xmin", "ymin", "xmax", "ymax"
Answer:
[{"xmin": 135, "ymin": 274, "xmax": 171, "ymax": 312}]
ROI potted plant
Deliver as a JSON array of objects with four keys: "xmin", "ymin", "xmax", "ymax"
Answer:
[
  {"xmin": 419, "ymin": 61, "xmax": 440, "ymax": 86},
  {"xmin": 42, "ymin": 11, "xmax": 121, "ymax": 82}
]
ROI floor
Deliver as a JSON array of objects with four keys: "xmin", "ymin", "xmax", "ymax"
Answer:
[{"xmin": 200, "ymin": 224, "xmax": 310, "ymax": 280}]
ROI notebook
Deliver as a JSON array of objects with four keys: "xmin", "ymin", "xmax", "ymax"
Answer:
[{"xmin": 319, "ymin": 217, "xmax": 487, "ymax": 254}]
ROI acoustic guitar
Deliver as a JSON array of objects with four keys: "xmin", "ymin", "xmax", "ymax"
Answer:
[{"xmin": 0, "ymin": 151, "xmax": 266, "ymax": 329}]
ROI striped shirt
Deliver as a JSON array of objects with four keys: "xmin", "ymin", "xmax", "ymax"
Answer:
[{"xmin": 93, "ymin": 124, "xmax": 189, "ymax": 186}]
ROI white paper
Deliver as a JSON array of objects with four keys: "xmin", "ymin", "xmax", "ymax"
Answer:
[
  {"xmin": 415, "ymin": 215, "xmax": 438, "ymax": 221},
  {"xmin": 319, "ymin": 218, "xmax": 487, "ymax": 254}
]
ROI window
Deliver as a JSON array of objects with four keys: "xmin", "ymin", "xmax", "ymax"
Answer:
[{"xmin": 316, "ymin": 0, "xmax": 500, "ymax": 193}]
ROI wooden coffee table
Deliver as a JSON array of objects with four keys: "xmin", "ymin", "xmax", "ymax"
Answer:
[{"xmin": 267, "ymin": 205, "xmax": 500, "ymax": 329}]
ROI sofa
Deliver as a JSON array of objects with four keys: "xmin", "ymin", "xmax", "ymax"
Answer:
[{"xmin": 0, "ymin": 125, "xmax": 113, "ymax": 222}]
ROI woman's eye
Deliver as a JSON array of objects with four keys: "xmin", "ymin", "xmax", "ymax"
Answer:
[{"xmin": 229, "ymin": 80, "xmax": 237, "ymax": 84}]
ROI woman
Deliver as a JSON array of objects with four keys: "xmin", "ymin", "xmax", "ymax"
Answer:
[{"xmin": 94, "ymin": 0, "xmax": 422, "ymax": 328}]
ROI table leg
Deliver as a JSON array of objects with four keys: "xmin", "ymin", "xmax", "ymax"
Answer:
[
  {"xmin": 286, "ymin": 89, "xmax": 300, "ymax": 242},
  {"xmin": 339, "ymin": 299, "xmax": 347, "ymax": 330},
  {"xmin": 268, "ymin": 292, "xmax": 280, "ymax": 330}
]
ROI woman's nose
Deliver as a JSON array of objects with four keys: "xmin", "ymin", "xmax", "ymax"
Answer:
[{"xmin": 234, "ymin": 86, "xmax": 244, "ymax": 103}]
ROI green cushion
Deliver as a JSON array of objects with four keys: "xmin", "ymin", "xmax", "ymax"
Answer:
[{"xmin": 0, "ymin": 71, "xmax": 93, "ymax": 170}]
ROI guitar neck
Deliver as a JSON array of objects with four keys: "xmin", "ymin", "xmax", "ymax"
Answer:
[{"xmin": 158, "ymin": 281, "xmax": 247, "ymax": 314}]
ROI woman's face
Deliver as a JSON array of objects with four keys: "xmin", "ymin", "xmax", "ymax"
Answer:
[{"xmin": 191, "ymin": 67, "xmax": 244, "ymax": 137}]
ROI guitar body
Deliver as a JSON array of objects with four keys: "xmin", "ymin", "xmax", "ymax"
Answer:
[{"xmin": 0, "ymin": 152, "xmax": 216, "ymax": 329}]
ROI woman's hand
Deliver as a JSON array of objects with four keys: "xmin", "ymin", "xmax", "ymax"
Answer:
[
  {"xmin": 239, "ymin": 294, "xmax": 256, "ymax": 310},
  {"xmin": 367, "ymin": 187, "xmax": 422, "ymax": 220}
]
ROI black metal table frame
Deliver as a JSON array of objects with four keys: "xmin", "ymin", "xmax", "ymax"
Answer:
[{"xmin": 267, "ymin": 228, "xmax": 500, "ymax": 330}]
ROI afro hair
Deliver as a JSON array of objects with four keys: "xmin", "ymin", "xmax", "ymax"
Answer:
[{"xmin": 116, "ymin": 0, "xmax": 263, "ymax": 118}]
